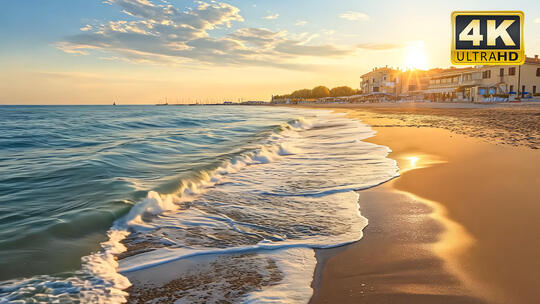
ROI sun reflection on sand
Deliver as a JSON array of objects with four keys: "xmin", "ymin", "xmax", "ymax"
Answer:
[
  {"xmin": 408, "ymin": 156, "xmax": 420, "ymax": 167},
  {"xmin": 392, "ymin": 155, "xmax": 498, "ymax": 302},
  {"xmin": 391, "ymin": 188, "xmax": 500, "ymax": 302},
  {"xmin": 398, "ymin": 154, "xmax": 445, "ymax": 173}
]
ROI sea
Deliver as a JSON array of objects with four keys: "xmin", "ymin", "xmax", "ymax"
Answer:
[{"xmin": 0, "ymin": 105, "xmax": 398, "ymax": 303}]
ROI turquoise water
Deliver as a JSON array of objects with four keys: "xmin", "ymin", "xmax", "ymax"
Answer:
[
  {"xmin": 0, "ymin": 105, "xmax": 398, "ymax": 303},
  {"xmin": 0, "ymin": 106, "xmax": 302, "ymax": 279}
]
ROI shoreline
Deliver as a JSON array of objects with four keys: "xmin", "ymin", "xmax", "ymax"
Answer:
[
  {"xmin": 306, "ymin": 104, "xmax": 540, "ymax": 303},
  {"xmin": 311, "ymin": 182, "xmax": 482, "ymax": 303}
]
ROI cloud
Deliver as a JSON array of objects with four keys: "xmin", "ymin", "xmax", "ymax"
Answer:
[
  {"xmin": 356, "ymin": 43, "xmax": 403, "ymax": 50},
  {"xmin": 56, "ymin": 42, "xmax": 99, "ymax": 55},
  {"xmin": 288, "ymin": 32, "xmax": 319, "ymax": 44},
  {"xmin": 275, "ymin": 41, "xmax": 352, "ymax": 57},
  {"xmin": 57, "ymin": 0, "xmax": 353, "ymax": 69},
  {"xmin": 339, "ymin": 11, "xmax": 370, "ymax": 21},
  {"xmin": 80, "ymin": 25, "xmax": 93, "ymax": 32},
  {"xmin": 294, "ymin": 20, "xmax": 307, "ymax": 26},
  {"xmin": 229, "ymin": 27, "xmax": 285, "ymax": 48},
  {"xmin": 35, "ymin": 71, "xmax": 111, "ymax": 81},
  {"xmin": 262, "ymin": 13, "xmax": 279, "ymax": 20}
]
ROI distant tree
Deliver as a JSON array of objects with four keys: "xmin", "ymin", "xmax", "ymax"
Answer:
[
  {"xmin": 330, "ymin": 86, "xmax": 356, "ymax": 97},
  {"xmin": 274, "ymin": 85, "xmax": 360, "ymax": 100},
  {"xmin": 311, "ymin": 86, "xmax": 330, "ymax": 98},
  {"xmin": 291, "ymin": 89, "xmax": 312, "ymax": 99},
  {"xmin": 272, "ymin": 94, "xmax": 290, "ymax": 100}
]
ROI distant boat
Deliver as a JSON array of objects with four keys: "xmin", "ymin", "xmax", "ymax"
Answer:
[
  {"xmin": 113, "ymin": 101, "xmax": 116, "ymax": 106},
  {"xmin": 156, "ymin": 98, "xmax": 169, "ymax": 106}
]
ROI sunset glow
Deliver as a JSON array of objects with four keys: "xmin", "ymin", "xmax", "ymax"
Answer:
[{"xmin": 404, "ymin": 41, "xmax": 429, "ymax": 70}]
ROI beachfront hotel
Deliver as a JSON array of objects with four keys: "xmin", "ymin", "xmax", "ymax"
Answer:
[
  {"xmin": 359, "ymin": 55, "xmax": 540, "ymax": 102},
  {"xmin": 360, "ymin": 67, "xmax": 401, "ymax": 96},
  {"xmin": 360, "ymin": 67, "xmax": 438, "ymax": 102}
]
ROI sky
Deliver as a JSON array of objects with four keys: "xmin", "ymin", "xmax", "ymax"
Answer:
[{"xmin": 1, "ymin": 0, "xmax": 540, "ymax": 104}]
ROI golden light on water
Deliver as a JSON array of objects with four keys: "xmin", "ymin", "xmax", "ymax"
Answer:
[{"xmin": 404, "ymin": 41, "xmax": 428, "ymax": 70}]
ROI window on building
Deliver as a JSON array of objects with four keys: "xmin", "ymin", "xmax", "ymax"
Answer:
[
  {"xmin": 522, "ymin": 85, "xmax": 526, "ymax": 93},
  {"xmin": 500, "ymin": 68, "xmax": 504, "ymax": 76},
  {"xmin": 534, "ymin": 86, "xmax": 537, "ymax": 94},
  {"xmin": 537, "ymin": 68, "xmax": 540, "ymax": 77},
  {"xmin": 509, "ymin": 67, "xmax": 516, "ymax": 76},
  {"xmin": 509, "ymin": 85, "xmax": 514, "ymax": 92},
  {"xmin": 482, "ymin": 70, "xmax": 491, "ymax": 79}
]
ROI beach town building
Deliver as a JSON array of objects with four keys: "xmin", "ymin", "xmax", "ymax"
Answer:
[
  {"xmin": 424, "ymin": 55, "xmax": 540, "ymax": 102},
  {"xmin": 360, "ymin": 66, "xmax": 401, "ymax": 95},
  {"xmin": 272, "ymin": 56, "xmax": 540, "ymax": 104},
  {"xmin": 360, "ymin": 67, "xmax": 436, "ymax": 102},
  {"xmin": 475, "ymin": 55, "xmax": 540, "ymax": 98},
  {"xmin": 358, "ymin": 67, "xmax": 403, "ymax": 102},
  {"xmin": 396, "ymin": 69, "xmax": 435, "ymax": 101},
  {"xmin": 424, "ymin": 67, "xmax": 479, "ymax": 102}
]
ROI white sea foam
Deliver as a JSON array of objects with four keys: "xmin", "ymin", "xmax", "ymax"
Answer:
[
  {"xmin": 243, "ymin": 248, "xmax": 317, "ymax": 304},
  {"xmin": 0, "ymin": 229, "xmax": 131, "ymax": 303},
  {"xmin": 118, "ymin": 190, "xmax": 364, "ymax": 274},
  {"xmin": 289, "ymin": 117, "xmax": 313, "ymax": 130},
  {"xmin": 278, "ymin": 142, "xmax": 302, "ymax": 155}
]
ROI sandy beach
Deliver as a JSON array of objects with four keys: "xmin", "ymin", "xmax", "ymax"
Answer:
[
  {"xmin": 305, "ymin": 102, "xmax": 540, "ymax": 304},
  {"xmin": 121, "ymin": 103, "xmax": 540, "ymax": 304}
]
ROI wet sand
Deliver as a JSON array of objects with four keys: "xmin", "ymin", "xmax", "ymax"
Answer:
[
  {"xmin": 286, "ymin": 102, "xmax": 540, "ymax": 149},
  {"xmin": 307, "ymin": 104, "xmax": 540, "ymax": 304}
]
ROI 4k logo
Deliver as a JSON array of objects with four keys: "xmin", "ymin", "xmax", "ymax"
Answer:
[{"xmin": 451, "ymin": 11, "xmax": 524, "ymax": 65}]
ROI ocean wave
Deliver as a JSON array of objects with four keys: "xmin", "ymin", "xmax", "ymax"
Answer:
[
  {"xmin": 112, "ymin": 114, "xmax": 396, "ymax": 303},
  {"xmin": 0, "ymin": 109, "xmax": 399, "ymax": 303},
  {"xmin": 0, "ymin": 115, "xmax": 318, "ymax": 303},
  {"xmin": 0, "ymin": 229, "xmax": 131, "ymax": 303},
  {"xmin": 119, "ymin": 117, "xmax": 313, "ymax": 228}
]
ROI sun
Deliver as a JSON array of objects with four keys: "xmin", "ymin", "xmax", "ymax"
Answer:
[{"xmin": 404, "ymin": 41, "xmax": 428, "ymax": 70}]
